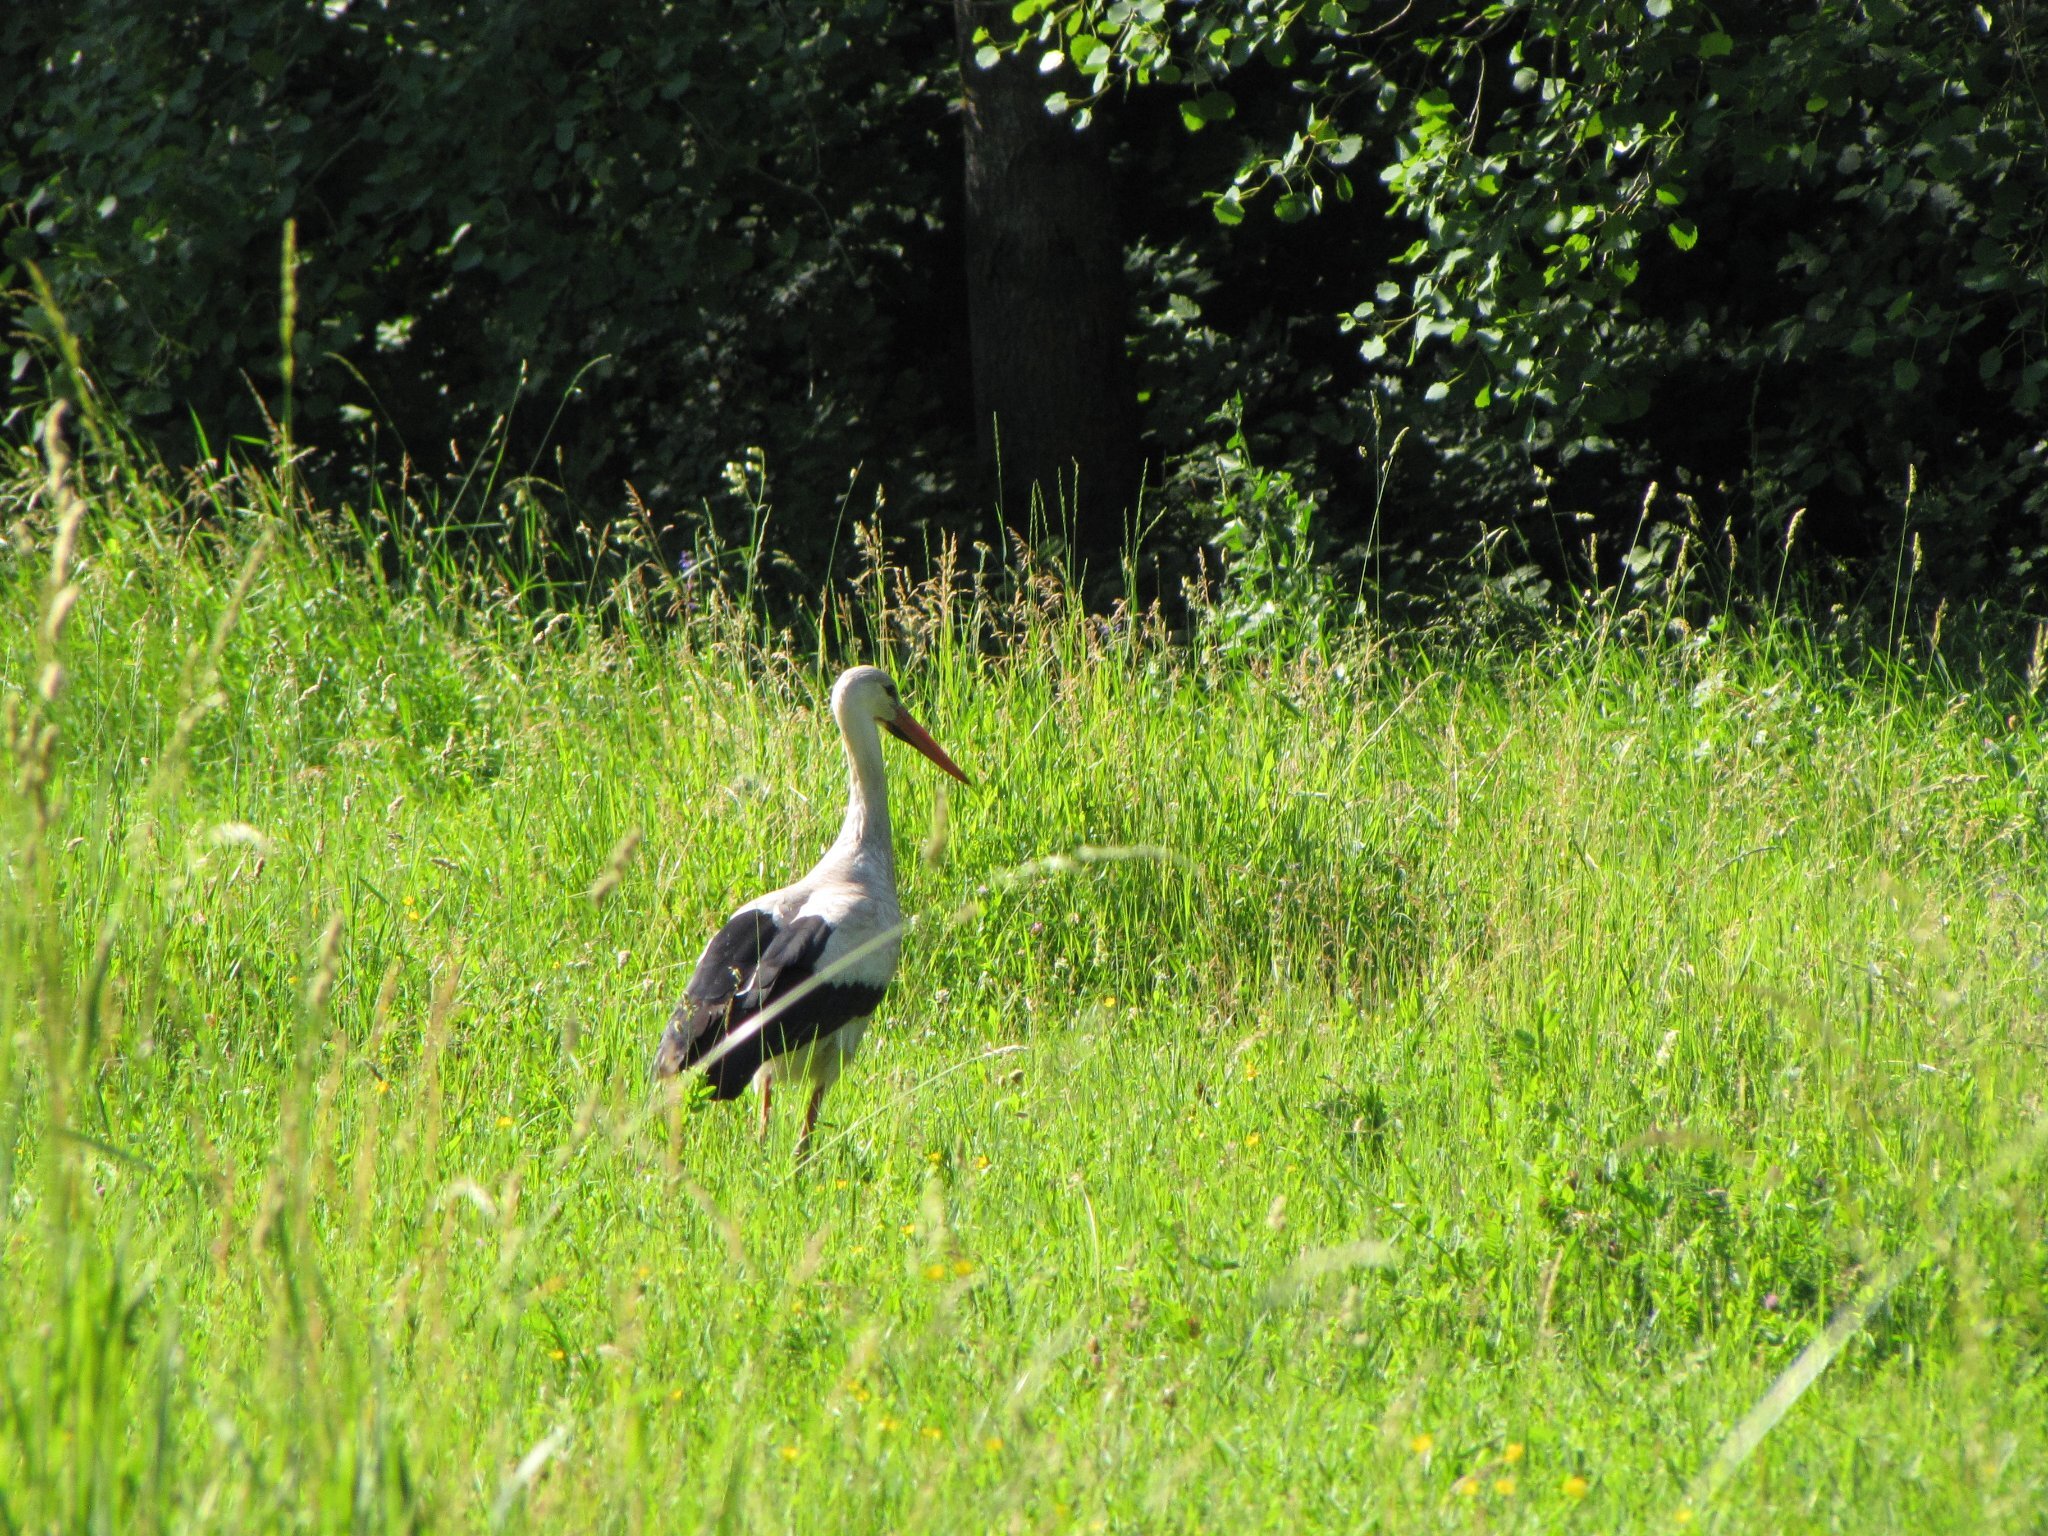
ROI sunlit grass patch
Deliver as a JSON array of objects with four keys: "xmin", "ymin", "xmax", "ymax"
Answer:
[{"xmin": 1, "ymin": 419, "xmax": 2045, "ymax": 1531}]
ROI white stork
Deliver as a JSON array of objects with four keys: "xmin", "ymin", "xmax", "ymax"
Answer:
[{"xmin": 653, "ymin": 665, "xmax": 969, "ymax": 1156}]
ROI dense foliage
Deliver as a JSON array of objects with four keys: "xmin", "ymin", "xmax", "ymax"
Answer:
[
  {"xmin": 2, "ymin": 1, "xmax": 963, "ymax": 550},
  {"xmin": 5, "ymin": 0, "xmax": 2045, "ymax": 593},
  {"xmin": 1024, "ymin": 0, "xmax": 2048, "ymax": 586}
]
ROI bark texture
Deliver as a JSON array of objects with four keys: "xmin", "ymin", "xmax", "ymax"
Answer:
[{"xmin": 954, "ymin": 0, "xmax": 1138, "ymax": 555}]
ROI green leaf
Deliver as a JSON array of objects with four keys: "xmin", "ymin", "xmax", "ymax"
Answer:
[
  {"xmin": 1069, "ymin": 34, "xmax": 1105, "ymax": 69},
  {"xmin": 1698, "ymin": 31, "xmax": 1734, "ymax": 58},
  {"xmin": 1473, "ymin": 384, "xmax": 1493, "ymax": 408},
  {"xmin": 1011, "ymin": 0, "xmax": 1050, "ymax": 20},
  {"xmin": 1424, "ymin": 381, "xmax": 1451, "ymax": 402},
  {"xmin": 1645, "ymin": 0, "xmax": 1673, "ymax": 15},
  {"xmin": 1655, "ymin": 185, "xmax": 1685, "ymax": 206},
  {"xmin": 1319, "ymin": 1, "xmax": 1347, "ymax": 24},
  {"xmin": 1375, "ymin": 281, "xmax": 1401, "ymax": 303},
  {"xmin": 1274, "ymin": 192, "xmax": 1313, "ymax": 223},
  {"xmin": 1892, "ymin": 357, "xmax": 1921, "ymax": 391},
  {"xmin": 1667, "ymin": 221, "xmax": 1698, "ymax": 251},
  {"xmin": 974, "ymin": 44, "xmax": 1000, "ymax": 71},
  {"xmin": 1211, "ymin": 188, "xmax": 1244, "ymax": 226},
  {"xmin": 1327, "ymin": 135, "xmax": 1364, "ymax": 166},
  {"xmin": 1978, "ymin": 345, "xmax": 2004, "ymax": 381},
  {"xmin": 1359, "ymin": 334, "xmax": 1389, "ymax": 361}
]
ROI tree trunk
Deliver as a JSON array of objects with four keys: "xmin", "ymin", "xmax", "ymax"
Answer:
[{"xmin": 953, "ymin": 0, "xmax": 1138, "ymax": 559}]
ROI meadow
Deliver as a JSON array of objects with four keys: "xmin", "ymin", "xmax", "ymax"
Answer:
[{"xmin": 2, "ymin": 416, "xmax": 2045, "ymax": 1533}]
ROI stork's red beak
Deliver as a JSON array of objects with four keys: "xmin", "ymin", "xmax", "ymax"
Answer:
[{"xmin": 885, "ymin": 708, "xmax": 970, "ymax": 785}]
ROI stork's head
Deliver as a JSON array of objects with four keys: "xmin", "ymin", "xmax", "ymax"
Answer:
[{"xmin": 831, "ymin": 666, "xmax": 970, "ymax": 784}]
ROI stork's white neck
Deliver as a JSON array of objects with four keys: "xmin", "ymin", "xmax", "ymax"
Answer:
[{"xmin": 826, "ymin": 706, "xmax": 894, "ymax": 876}]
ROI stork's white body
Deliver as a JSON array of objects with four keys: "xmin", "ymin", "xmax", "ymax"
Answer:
[
  {"xmin": 732, "ymin": 863, "xmax": 901, "ymax": 1114},
  {"xmin": 653, "ymin": 667, "xmax": 966, "ymax": 1157}
]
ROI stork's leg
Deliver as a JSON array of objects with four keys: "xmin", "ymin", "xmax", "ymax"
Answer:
[
  {"xmin": 795, "ymin": 1083, "xmax": 828, "ymax": 1165},
  {"xmin": 757, "ymin": 1075, "xmax": 773, "ymax": 1143}
]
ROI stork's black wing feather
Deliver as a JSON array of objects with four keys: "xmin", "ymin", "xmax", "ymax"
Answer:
[
  {"xmin": 653, "ymin": 909, "xmax": 784, "ymax": 1079},
  {"xmin": 653, "ymin": 912, "xmax": 884, "ymax": 1097},
  {"xmin": 687, "ymin": 910, "xmax": 782, "ymax": 1009}
]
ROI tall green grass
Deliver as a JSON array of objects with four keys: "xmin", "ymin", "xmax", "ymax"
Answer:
[{"xmin": 2, "ymin": 410, "xmax": 2045, "ymax": 1533}]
